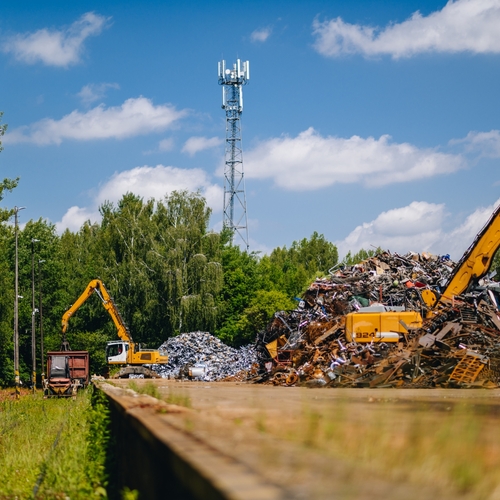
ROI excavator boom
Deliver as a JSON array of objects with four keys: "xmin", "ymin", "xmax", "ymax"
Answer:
[
  {"xmin": 61, "ymin": 279, "xmax": 132, "ymax": 342},
  {"xmin": 441, "ymin": 204, "xmax": 500, "ymax": 301},
  {"xmin": 61, "ymin": 279, "xmax": 168, "ymax": 376}
]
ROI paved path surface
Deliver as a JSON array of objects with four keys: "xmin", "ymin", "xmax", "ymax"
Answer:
[{"xmin": 111, "ymin": 380, "xmax": 500, "ymax": 499}]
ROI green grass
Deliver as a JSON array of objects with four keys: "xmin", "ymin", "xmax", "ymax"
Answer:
[
  {"xmin": 127, "ymin": 380, "xmax": 161, "ymax": 400},
  {"xmin": 0, "ymin": 389, "xmax": 106, "ymax": 499},
  {"xmin": 127, "ymin": 381, "xmax": 191, "ymax": 408},
  {"xmin": 163, "ymin": 391, "xmax": 191, "ymax": 408}
]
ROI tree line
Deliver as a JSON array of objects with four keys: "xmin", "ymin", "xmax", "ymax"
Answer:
[{"xmin": 0, "ymin": 178, "xmax": 339, "ymax": 382}]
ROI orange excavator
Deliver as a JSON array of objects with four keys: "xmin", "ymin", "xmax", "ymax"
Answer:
[{"xmin": 62, "ymin": 279, "xmax": 168, "ymax": 378}]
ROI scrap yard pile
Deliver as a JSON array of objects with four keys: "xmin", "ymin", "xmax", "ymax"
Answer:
[
  {"xmin": 156, "ymin": 331, "xmax": 257, "ymax": 381},
  {"xmin": 255, "ymin": 250, "xmax": 500, "ymax": 388}
]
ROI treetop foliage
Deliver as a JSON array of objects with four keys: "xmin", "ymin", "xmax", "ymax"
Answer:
[
  {"xmin": 341, "ymin": 247, "xmax": 383, "ymax": 267},
  {"xmin": 0, "ymin": 183, "xmax": 344, "ymax": 382},
  {"xmin": 0, "ymin": 113, "xmax": 20, "ymax": 222},
  {"xmin": 0, "ymin": 111, "xmax": 6, "ymax": 153}
]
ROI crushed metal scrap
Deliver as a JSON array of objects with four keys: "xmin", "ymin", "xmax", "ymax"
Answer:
[
  {"xmin": 254, "ymin": 250, "xmax": 500, "ymax": 388},
  {"xmin": 155, "ymin": 331, "xmax": 257, "ymax": 381}
]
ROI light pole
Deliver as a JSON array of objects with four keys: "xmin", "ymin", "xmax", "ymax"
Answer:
[
  {"xmin": 38, "ymin": 259, "xmax": 45, "ymax": 385},
  {"xmin": 13, "ymin": 206, "xmax": 25, "ymax": 400},
  {"xmin": 31, "ymin": 238, "xmax": 40, "ymax": 391}
]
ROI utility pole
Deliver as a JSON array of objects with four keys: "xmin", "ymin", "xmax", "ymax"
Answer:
[
  {"xmin": 13, "ymin": 206, "xmax": 25, "ymax": 400},
  {"xmin": 31, "ymin": 238, "xmax": 39, "ymax": 392},
  {"xmin": 218, "ymin": 59, "xmax": 250, "ymax": 249},
  {"xmin": 39, "ymin": 259, "xmax": 45, "ymax": 385}
]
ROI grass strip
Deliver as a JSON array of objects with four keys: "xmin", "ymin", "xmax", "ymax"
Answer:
[
  {"xmin": 0, "ymin": 387, "xmax": 110, "ymax": 499},
  {"xmin": 128, "ymin": 380, "xmax": 191, "ymax": 407},
  {"xmin": 32, "ymin": 422, "xmax": 65, "ymax": 498}
]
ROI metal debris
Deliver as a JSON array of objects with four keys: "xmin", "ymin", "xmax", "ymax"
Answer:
[
  {"xmin": 155, "ymin": 331, "xmax": 257, "ymax": 381},
  {"xmin": 254, "ymin": 251, "xmax": 500, "ymax": 388}
]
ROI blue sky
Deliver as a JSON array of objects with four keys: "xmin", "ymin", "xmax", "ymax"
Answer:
[{"xmin": 1, "ymin": 0, "xmax": 499, "ymax": 259}]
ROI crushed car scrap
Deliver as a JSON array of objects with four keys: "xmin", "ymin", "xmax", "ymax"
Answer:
[{"xmin": 255, "ymin": 205, "xmax": 500, "ymax": 388}]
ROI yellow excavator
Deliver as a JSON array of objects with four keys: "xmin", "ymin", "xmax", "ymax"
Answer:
[
  {"xmin": 423, "ymin": 204, "xmax": 500, "ymax": 306},
  {"xmin": 345, "ymin": 203, "xmax": 500, "ymax": 343},
  {"xmin": 61, "ymin": 279, "xmax": 168, "ymax": 378}
]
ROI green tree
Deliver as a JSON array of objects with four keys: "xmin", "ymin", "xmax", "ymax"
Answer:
[
  {"xmin": 289, "ymin": 231, "xmax": 338, "ymax": 275},
  {"xmin": 235, "ymin": 290, "xmax": 295, "ymax": 344},
  {"xmin": 0, "ymin": 223, "xmax": 14, "ymax": 384},
  {"xmin": 0, "ymin": 113, "xmax": 19, "ymax": 222},
  {"xmin": 260, "ymin": 232, "xmax": 338, "ymax": 298},
  {"xmin": 15, "ymin": 219, "xmax": 72, "ymax": 379},
  {"xmin": 216, "ymin": 243, "xmax": 260, "ymax": 345},
  {"xmin": 342, "ymin": 247, "xmax": 382, "ymax": 266},
  {"xmin": 0, "ymin": 112, "xmax": 20, "ymax": 385},
  {"xmin": 85, "ymin": 191, "xmax": 222, "ymax": 346},
  {"xmin": 216, "ymin": 233, "xmax": 338, "ymax": 345},
  {"xmin": 151, "ymin": 190, "xmax": 222, "ymax": 336}
]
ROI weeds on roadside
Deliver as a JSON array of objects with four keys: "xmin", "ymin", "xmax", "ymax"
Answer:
[
  {"xmin": 86, "ymin": 386, "xmax": 113, "ymax": 497},
  {"xmin": 128, "ymin": 380, "xmax": 161, "ymax": 400},
  {"xmin": 164, "ymin": 392, "xmax": 191, "ymax": 408},
  {"xmin": 127, "ymin": 381, "xmax": 191, "ymax": 408},
  {"xmin": 0, "ymin": 389, "xmax": 106, "ymax": 499}
]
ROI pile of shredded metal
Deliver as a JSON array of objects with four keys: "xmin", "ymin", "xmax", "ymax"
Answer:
[
  {"xmin": 254, "ymin": 251, "xmax": 500, "ymax": 388},
  {"xmin": 155, "ymin": 331, "xmax": 257, "ymax": 381}
]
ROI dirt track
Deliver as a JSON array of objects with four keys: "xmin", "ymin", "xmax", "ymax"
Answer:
[{"xmin": 111, "ymin": 380, "xmax": 500, "ymax": 499}]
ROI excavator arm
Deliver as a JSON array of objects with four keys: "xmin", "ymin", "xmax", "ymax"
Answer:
[
  {"xmin": 440, "ymin": 204, "xmax": 500, "ymax": 302},
  {"xmin": 62, "ymin": 279, "xmax": 167, "ymax": 376},
  {"xmin": 61, "ymin": 279, "xmax": 133, "ymax": 343}
]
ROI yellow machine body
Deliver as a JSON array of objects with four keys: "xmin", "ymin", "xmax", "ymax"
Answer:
[{"xmin": 345, "ymin": 309, "xmax": 423, "ymax": 343}]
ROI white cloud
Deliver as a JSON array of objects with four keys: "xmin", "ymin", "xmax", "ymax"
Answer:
[
  {"xmin": 56, "ymin": 206, "xmax": 100, "ymax": 233},
  {"xmin": 441, "ymin": 201, "xmax": 500, "ymax": 257},
  {"xmin": 5, "ymin": 97, "xmax": 187, "ymax": 145},
  {"xmin": 159, "ymin": 138, "xmax": 175, "ymax": 152},
  {"xmin": 337, "ymin": 198, "xmax": 500, "ymax": 260},
  {"xmin": 312, "ymin": 0, "xmax": 500, "ymax": 59},
  {"xmin": 182, "ymin": 136, "xmax": 223, "ymax": 156},
  {"xmin": 244, "ymin": 127, "xmax": 464, "ymax": 190},
  {"xmin": 452, "ymin": 129, "xmax": 500, "ymax": 158},
  {"xmin": 337, "ymin": 202, "xmax": 446, "ymax": 258},
  {"xmin": 77, "ymin": 82, "xmax": 120, "ymax": 105},
  {"xmin": 2, "ymin": 12, "xmax": 110, "ymax": 67},
  {"xmin": 93, "ymin": 165, "xmax": 221, "ymax": 206},
  {"xmin": 56, "ymin": 165, "xmax": 223, "ymax": 232},
  {"xmin": 251, "ymin": 27, "xmax": 272, "ymax": 43}
]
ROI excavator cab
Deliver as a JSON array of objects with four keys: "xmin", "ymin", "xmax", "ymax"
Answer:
[{"xmin": 106, "ymin": 340, "xmax": 129, "ymax": 364}]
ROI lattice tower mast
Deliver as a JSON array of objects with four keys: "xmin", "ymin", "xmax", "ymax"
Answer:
[{"xmin": 218, "ymin": 59, "xmax": 250, "ymax": 249}]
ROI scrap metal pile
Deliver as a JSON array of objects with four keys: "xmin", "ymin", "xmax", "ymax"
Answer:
[
  {"xmin": 255, "ymin": 251, "xmax": 500, "ymax": 388},
  {"xmin": 155, "ymin": 331, "xmax": 257, "ymax": 381}
]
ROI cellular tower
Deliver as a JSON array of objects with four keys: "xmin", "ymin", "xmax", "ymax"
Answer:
[{"xmin": 218, "ymin": 59, "xmax": 250, "ymax": 249}]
